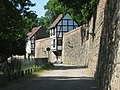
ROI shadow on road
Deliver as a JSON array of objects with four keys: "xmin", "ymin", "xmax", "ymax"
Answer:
[
  {"xmin": 0, "ymin": 64, "xmax": 99, "ymax": 90},
  {"xmin": 52, "ymin": 64, "xmax": 87, "ymax": 70},
  {"xmin": 21, "ymin": 76, "xmax": 99, "ymax": 90}
]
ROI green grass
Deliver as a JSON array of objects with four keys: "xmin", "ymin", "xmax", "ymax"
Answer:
[
  {"xmin": 26, "ymin": 68, "xmax": 45, "ymax": 77},
  {"xmin": 0, "ymin": 68, "xmax": 46, "ymax": 88}
]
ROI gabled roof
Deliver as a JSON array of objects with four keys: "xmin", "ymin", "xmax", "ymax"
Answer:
[
  {"xmin": 27, "ymin": 26, "xmax": 42, "ymax": 39},
  {"xmin": 49, "ymin": 14, "xmax": 63, "ymax": 29}
]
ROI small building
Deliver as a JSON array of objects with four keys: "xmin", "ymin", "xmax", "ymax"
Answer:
[
  {"xmin": 26, "ymin": 26, "xmax": 49, "ymax": 59},
  {"xmin": 49, "ymin": 13, "xmax": 79, "ymax": 62}
]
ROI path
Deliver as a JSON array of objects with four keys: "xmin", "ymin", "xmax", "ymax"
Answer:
[{"xmin": 0, "ymin": 64, "xmax": 99, "ymax": 90}]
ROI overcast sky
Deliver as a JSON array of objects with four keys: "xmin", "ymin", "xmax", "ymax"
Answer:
[{"xmin": 30, "ymin": 0, "xmax": 49, "ymax": 17}]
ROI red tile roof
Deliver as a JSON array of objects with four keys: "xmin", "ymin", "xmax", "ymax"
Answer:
[
  {"xmin": 49, "ymin": 14, "xmax": 63, "ymax": 29},
  {"xmin": 27, "ymin": 26, "xmax": 42, "ymax": 39}
]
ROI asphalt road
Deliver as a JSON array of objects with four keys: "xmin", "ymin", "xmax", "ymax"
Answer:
[{"xmin": 0, "ymin": 64, "xmax": 99, "ymax": 90}]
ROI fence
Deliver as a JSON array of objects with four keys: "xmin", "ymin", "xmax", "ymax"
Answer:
[{"xmin": 0, "ymin": 58, "xmax": 48, "ymax": 80}]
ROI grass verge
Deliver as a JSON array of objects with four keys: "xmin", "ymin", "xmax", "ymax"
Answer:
[{"xmin": 0, "ymin": 62, "xmax": 54, "ymax": 88}]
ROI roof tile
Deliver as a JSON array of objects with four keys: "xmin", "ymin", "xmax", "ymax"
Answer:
[
  {"xmin": 27, "ymin": 26, "xmax": 42, "ymax": 39},
  {"xmin": 49, "ymin": 14, "xmax": 63, "ymax": 29}
]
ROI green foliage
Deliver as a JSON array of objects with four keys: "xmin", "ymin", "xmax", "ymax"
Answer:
[
  {"xmin": 23, "ymin": 11, "xmax": 38, "ymax": 33},
  {"xmin": 0, "ymin": 0, "xmax": 37, "ymax": 58},
  {"xmin": 39, "ymin": 0, "xmax": 99, "ymax": 33},
  {"xmin": 43, "ymin": 0, "xmax": 70, "ymax": 30},
  {"xmin": 58, "ymin": 0, "xmax": 99, "ymax": 24},
  {"xmin": 37, "ymin": 16, "xmax": 45, "ymax": 26}
]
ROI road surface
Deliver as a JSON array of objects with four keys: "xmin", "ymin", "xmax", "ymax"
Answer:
[{"xmin": 0, "ymin": 64, "xmax": 99, "ymax": 90}]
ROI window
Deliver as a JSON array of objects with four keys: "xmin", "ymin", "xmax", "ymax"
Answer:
[
  {"xmin": 57, "ymin": 32, "xmax": 62, "ymax": 37},
  {"xmin": 86, "ymin": 30, "xmax": 89, "ymax": 40},
  {"xmin": 63, "ymin": 20, "xmax": 67, "ymax": 25},
  {"xmin": 53, "ymin": 28, "xmax": 55, "ymax": 35},
  {"xmin": 68, "ymin": 20, "xmax": 73, "ymax": 25},
  {"xmin": 57, "ymin": 39, "xmax": 62, "ymax": 46},
  {"xmin": 53, "ymin": 39, "xmax": 55, "ymax": 47},
  {"xmin": 31, "ymin": 49, "xmax": 35, "ymax": 55},
  {"xmin": 57, "ymin": 26, "xmax": 60, "ymax": 31},
  {"xmin": 68, "ymin": 26, "xmax": 73, "ymax": 31},
  {"xmin": 63, "ymin": 26, "xmax": 68, "ymax": 31}
]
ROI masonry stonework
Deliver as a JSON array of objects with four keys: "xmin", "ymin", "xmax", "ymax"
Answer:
[
  {"xmin": 95, "ymin": 0, "xmax": 120, "ymax": 90},
  {"xmin": 62, "ymin": 0, "xmax": 120, "ymax": 90},
  {"xmin": 88, "ymin": 0, "xmax": 107, "ymax": 76},
  {"xmin": 62, "ymin": 27, "xmax": 89, "ymax": 66},
  {"xmin": 35, "ymin": 38, "xmax": 56, "ymax": 63}
]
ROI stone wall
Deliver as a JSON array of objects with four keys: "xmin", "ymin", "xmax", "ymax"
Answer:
[
  {"xmin": 35, "ymin": 38, "xmax": 56, "ymax": 63},
  {"xmin": 62, "ymin": 27, "xmax": 89, "ymax": 66},
  {"xmin": 62, "ymin": 0, "xmax": 120, "ymax": 89},
  {"xmin": 95, "ymin": 0, "xmax": 120, "ymax": 90},
  {"xmin": 62, "ymin": 0, "xmax": 106, "ymax": 73},
  {"xmin": 88, "ymin": 0, "xmax": 107, "ymax": 76}
]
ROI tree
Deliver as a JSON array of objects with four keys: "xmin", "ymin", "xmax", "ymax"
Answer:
[
  {"xmin": 43, "ymin": 0, "xmax": 70, "ymax": 30},
  {"xmin": 37, "ymin": 16, "xmax": 45, "ymax": 26},
  {"xmin": 58, "ymin": 0, "xmax": 99, "ymax": 24},
  {"xmin": 42, "ymin": 0, "xmax": 99, "ymax": 32},
  {"xmin": 0, "ymin": 0, "xmax": 37, "ymax": 59}
]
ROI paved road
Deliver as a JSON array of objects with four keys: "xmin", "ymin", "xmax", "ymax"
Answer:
[{"xmin": 0, "ymin": 64, "xmax": 99, "ymax": 90}]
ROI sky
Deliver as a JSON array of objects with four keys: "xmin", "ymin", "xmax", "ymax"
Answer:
[{"xmin": 30, "ymin": 0, "xmax": 49, "ymax": 18}]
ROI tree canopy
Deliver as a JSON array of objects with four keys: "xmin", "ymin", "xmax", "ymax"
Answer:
[
  {"xmin": 58, "ymin": 0, "xmax": 99, "ymax": 24},
  {"xmin": 0, "ymin": 0, "xmax": 38, "ymax": 59},
  {"xmin": 38, "ymin": 0, "xmax": 99, "ymax": 30},
  {"xmin": 43, "ymin": 0, "xmax": 69, "ymax": 31}
]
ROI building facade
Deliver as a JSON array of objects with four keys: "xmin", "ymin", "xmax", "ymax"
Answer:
[
  {"xmin": 26, "ymin": 26, "xmax": 49, "ymax": 59},
  {"xmin": 49, "ymin": 13, "xmax": 79, "ymax": 62}
]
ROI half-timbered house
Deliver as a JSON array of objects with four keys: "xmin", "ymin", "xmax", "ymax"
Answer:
[
  {"xmin": 26, "ymin": 26, "xmax": 49, "ymax": 59},
  {"xmin": 49, "ymin": 13, "xmax": 79, "ymax": 61}
]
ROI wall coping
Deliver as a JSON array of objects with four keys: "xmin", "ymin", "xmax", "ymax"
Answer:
[
  {"xmin": 36, "ymin": 37, "xmax": 50, "ymax": 42},
  {"xmin": 64, "ymin": 27, "xmax": 81, "ymax": 35}
]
